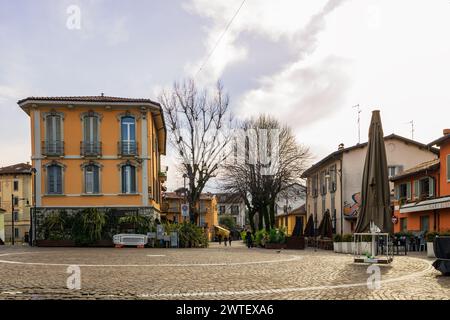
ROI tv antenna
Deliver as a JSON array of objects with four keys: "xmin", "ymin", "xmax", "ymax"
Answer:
[
  {"xmin": 352, "ymin": 104, "xmax": 361, "ymax": 144},
  {"xmin": 405, "ymin": 120, "xmax": 414, "ymax": 140}
]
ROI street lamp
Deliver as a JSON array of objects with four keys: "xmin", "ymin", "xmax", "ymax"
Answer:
[{"xmin": 30, "ymin": 168, "xmax": 37, "ymax": 246}]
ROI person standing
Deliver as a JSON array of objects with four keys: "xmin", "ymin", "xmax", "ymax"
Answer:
[
  {"xmin": 228, "ymin": 236, "xmax": 232, "ymax": 247},
  {"xmin": 246, "ymin": 230, "xmax": 253, "ymax": 249}
]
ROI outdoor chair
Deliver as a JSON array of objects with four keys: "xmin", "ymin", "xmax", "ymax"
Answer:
[{"xmin": 393, "ymin": 237, "xmax": 407, "ymax": 255}]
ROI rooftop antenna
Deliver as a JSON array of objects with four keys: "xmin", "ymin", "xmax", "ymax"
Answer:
[
  {"xmin": 352, "ymin": 104, "xmax": 361, "ymax": 144},
  {"xmin": 405, "ymin": 120, "xmax": 414, "ymax": 140}
]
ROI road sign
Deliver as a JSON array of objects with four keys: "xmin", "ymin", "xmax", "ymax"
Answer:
[{"xmin": 181, "ymin": 203, "xmax": 189, "ymax": 217}]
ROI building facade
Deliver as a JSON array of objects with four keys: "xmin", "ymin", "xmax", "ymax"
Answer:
[
  {"xmin": 19, "ymin": 96, "xmax": 166, "ymax": 241},
  {"xmin": 161, "ymin": 188, "xmax": 219, "ymax": 240},
  {"xmin": 0, "ymin": 163, "xmax": 32, "ymax": 244},
  {"xmin": 392, "ymin": 129, "xmax": 450, "ymax": 233},
  {"xmin": 276, "ymin": 204, "xmax": 306, "ymax": 236},
  {"xmin": 302, "ymin": 134, "xmax": 438, "ymax": 235},
  {"xmin": 0, "ymin": 208, "xmax": 5, "ymax": 242},
  {"xmin": 215, "ymin": 193, "xmax": 246, "ymax": 228}
]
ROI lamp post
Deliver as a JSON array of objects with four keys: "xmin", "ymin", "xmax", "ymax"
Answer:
[{"xmin": 30, "ymin": 168, "xmax": 37, "ymax": 246}]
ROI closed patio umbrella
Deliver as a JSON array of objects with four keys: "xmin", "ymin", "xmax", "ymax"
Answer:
[
  {"xmin": 304, "ymin": 214, "xmax": 315, "ymax": 237},
  {"xmin": 318, "ymin": 210, "xmax": 333, "ymax": 239},
  {"xmin": 355, "ymin": 110, "xmax": 393, "ymax": 234}
]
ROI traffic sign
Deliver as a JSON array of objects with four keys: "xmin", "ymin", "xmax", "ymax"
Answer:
[{"xmin": 181, "ymin": 203, "xmax": 189, "ymax": 217}]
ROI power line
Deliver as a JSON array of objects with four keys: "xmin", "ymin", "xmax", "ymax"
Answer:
[{"xmin": 194, "ymin": 0, "xmax": 247, "ymax": 78}]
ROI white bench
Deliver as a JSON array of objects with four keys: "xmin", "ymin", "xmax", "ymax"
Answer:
[{"xmin": 113, "ymin": 234, "xmax": 148, "ymax": 248}]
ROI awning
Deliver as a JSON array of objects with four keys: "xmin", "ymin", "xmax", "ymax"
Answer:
[
  {"xmin": 400, "ymin": 196, "xmax": 450, "ymax": 214},
  {"xmin": 214, "ymin": 225, "xmax": 230, "ymax": 237}
]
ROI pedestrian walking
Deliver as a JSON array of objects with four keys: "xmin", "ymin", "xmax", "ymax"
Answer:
[
  {"xmin": 218, "ymin": 234, "xmax": 222, "ymax": 245},
  {"xmin": 246, "ymin": 230, "xmax": 253, "ymax": 249},
  {"xmin": 224, "ymin": 236, "xmax": 228, "ymax": 246},
  {"xmin": 229, "ymin": 236, "xmax": 232, "ymax": 246}
]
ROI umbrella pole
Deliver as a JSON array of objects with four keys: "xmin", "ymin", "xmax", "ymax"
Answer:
[{"xmin": 370, "ymin": 221, "xmax": 376, "ymax": 257}]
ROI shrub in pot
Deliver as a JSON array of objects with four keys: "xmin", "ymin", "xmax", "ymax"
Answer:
[{"xmin": 333, "ymin": 234, "xmax": 342, "ymax": 253}]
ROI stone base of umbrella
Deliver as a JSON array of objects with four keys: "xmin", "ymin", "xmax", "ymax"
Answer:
[{"xmin": 353, "ymin": 222, "xmax": 393, "ymax": 264}]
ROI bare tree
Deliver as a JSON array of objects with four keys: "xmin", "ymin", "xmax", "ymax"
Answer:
[
  {"xmin": 222, "ymin": 115, "xmax": 310, "ymax": 232},
  {"xmin": 160, "ymin": 79, "xmax": 232, "ymax": 224}
]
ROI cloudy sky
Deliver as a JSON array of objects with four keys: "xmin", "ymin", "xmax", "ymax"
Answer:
[{"xmin": 1, "ymin": 0, "xmax": 449, "ymax": 191}]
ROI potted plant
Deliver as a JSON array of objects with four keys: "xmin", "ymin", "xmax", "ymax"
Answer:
[
  {"xmin": 333, "ymin": 234, "xmax": 342, "ymax": 253},
  {"xmin": 341, "ymin": 234, "xmax": 353, "ymax": 253}
]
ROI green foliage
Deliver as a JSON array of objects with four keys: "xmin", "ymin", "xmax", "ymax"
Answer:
[
  {"xmin": 42, "ymin": 210, "xmax": 72, "ymax": 240},
  {"xmin": 333, "ymin": 234, "xmax": 342, "ymax": 242},
  {"xmin": 219, "ymin": 215, "xmax": 236, "ymax": 230},
  {"xmin": 118, "ymin": 214, "xmax": 153, "ymax": 234},
  {"xmin": 267, "ymin": 228, "xmax": 286, "ymax": 244},
  {"xmin": 341, "ymin": 234, "xmax": 353, "ymax": 242},
  {"xmin": 163, "ymin": 222, "xmax": 208, "ymax": 248},
  {"xmin": 426, "ymin": 231, "xmax": 450, "ymax": 242},
  {"xmin": 254, "ymin": 229, "xmax": 268, "ymax": 246},
  {"xmin": 72, "ymin": 208, "xmax": 106, "ymax": 245}
]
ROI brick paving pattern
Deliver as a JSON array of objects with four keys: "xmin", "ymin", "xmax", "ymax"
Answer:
[{"xmin": 0, "ymin": 242, "xmax": 449, "ymax": 300}]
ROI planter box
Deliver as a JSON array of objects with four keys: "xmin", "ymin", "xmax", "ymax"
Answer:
[
  {"xmin": 36, "ymin": 239, "xmax": 114, "ymax": 247},
  {"xmin": 265, "ymin": 243, "xmax": 287, "ymax": 250},
  {"xmin": 286, "ymin": 236, "xmax": 305, "ymax": 250},
  {"xmin": 333, "ymin": 242, "xmax": 342, "ymax": 253},
  {"xmin": 427, "ymin": 242, "xmax": 435, "ymax": 258},
  {"xmin": 36, "ymin": 240, "xmax": 76, "ymax": 247},
  {"xmin": 341, "ymin": 242, "xmax": 352, "ymax": 253}
]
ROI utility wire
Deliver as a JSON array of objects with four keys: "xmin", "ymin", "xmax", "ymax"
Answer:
[{"xmin": 194, "ymin": 0, "xmax": 247, "ymax": 78}]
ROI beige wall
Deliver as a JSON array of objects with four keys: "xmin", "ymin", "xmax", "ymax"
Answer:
[
  {"xmin": 305, "ymin": 137, "xmax": 437, "ymax": 235},
  {"xmin": 0, "ymin": 173, "xmax": 32, "ymax": 243}
]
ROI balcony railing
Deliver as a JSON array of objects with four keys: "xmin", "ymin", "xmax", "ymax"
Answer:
[
  {"xmin": 42, "ymin": 141, "xmax": 64, "ymax": 157},
  {"xmin": 118, "ymin": 141, "xmax": 138, "ymax": 157},
  {"xmin": 81, "ymin": 141, "xmax": 102, "ymax": 157}
]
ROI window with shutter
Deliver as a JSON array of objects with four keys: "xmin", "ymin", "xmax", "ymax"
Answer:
[
  {"xmin": 121, "ymin": 165, "xmax": 136, "ymax": 194},
  {"xmin": 447, "ymin": 154, "xmax": 450, "ymax": 181},
  {"xmin": 428, "ymin": 177, "xmax": 434, "ymax": 197},
  {"xmin": 47, "ymin": 165, "xmax": 62, "ymax": 194},
  {"xmin": 406, "ymin": 182, "xmax": 411, "ymax": 200},
  {"xmin": 413, "ymin": 180, "xmax": 420, "ymax": 199}
]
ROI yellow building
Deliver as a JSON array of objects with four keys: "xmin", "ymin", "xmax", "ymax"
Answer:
[
  {"xmin": 161, "ymin": 188, "xmax": 218, "ymax": 240},
  {"xmin": 0, "ymin": 163, "xmax": 33, "ymax": 244},
  {"xmin": 0, "ymin": 208, "xmax": 5, "ymax": 243},
  {"xmin": 18, "ymin": 96, "xmax": 166, "ymax": 242},
  {"xmin": 276, "ymin": 205, "xmax": 306, "ymax": 236}
]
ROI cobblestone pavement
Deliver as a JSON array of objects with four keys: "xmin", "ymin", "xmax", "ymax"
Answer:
[{"xmin": 0, "ymin": 242, "xmax": 449, "ymax": 300}]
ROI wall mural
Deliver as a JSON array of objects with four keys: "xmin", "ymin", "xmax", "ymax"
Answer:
[{"xmin": 343, "ymin": 192, "xmax": 361, "ymax": 218}]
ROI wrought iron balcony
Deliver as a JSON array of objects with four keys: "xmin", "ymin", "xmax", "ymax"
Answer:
[
  {"xmin": 118, "ymin": 141, "xmax": 138, "ymax": 157},
  {"xmin": 80, "ymin": 141, "xmax": 102, "ymax": 157},
  {"xmin": 42, "ymin": 141, "xmax": 64, "ymax": 157}
]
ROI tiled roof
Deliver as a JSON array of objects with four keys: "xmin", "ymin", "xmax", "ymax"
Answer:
[
  {"xmin": 18, "ymin": 96, "xmax": 160, "ymax": 105},
  {"xmin": 0, "ymin": 163, "xmax": 32, "ymax": 175},
  {"xmin": 302, "ymin": 134, "xmax": 438, "ymax": 178},
  {"xmin": 390, "ymin": 159, "xmax": 440, "ymax": 181}
]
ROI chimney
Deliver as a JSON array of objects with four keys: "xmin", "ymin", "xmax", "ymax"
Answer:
[
  {"xmin": 444, "ymin": 129, "xmax": 450, "ymax": 135},
  {"xmin": 338, "ymin": 143, "xmax": 345, "ymax": 150}
]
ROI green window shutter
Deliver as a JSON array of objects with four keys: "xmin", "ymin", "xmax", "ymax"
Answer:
[
  {"xmin": 394, "ymin": 185, "xmax": 399, "ymax": 200},
  {"xmin": 429, "ymin": 177, "xmax": 435, "ymax": 197},
  {"xmin": 406, "ymin": 182, "xmax": 411, "ymax": 200},
  {"xmin": 413, "ymin": 180, "xmax": 419, "ymax": 199}
]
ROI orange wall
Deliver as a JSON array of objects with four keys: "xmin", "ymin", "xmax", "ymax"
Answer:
[
  {"xmin": 439, "ymin": 142, "xmax": 450, "ymax": 196},
  {"xmin": 31, "ymin": 105, "xmax": 163, "ymax": 209}
]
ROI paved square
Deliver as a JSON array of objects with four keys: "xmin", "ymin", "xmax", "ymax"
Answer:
[{"xmin": 0, "ymin": 243, "xmax": 449, "ymax": 300}]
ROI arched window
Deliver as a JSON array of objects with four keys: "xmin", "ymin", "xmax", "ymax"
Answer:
[
  {"xmin": 120, "ymin": 116, "xmax": 136, "ymax": 155},
  {"xmin": 47, "ymin": 164, "xmax": 62, "ymax": 194},
  {"xmin": 84, "ymin": 164, "xmax": 100, "ymax": 194},
  {"xmin": 121, "ymin": 164, "xmax": 136, "ymax": 194}
]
